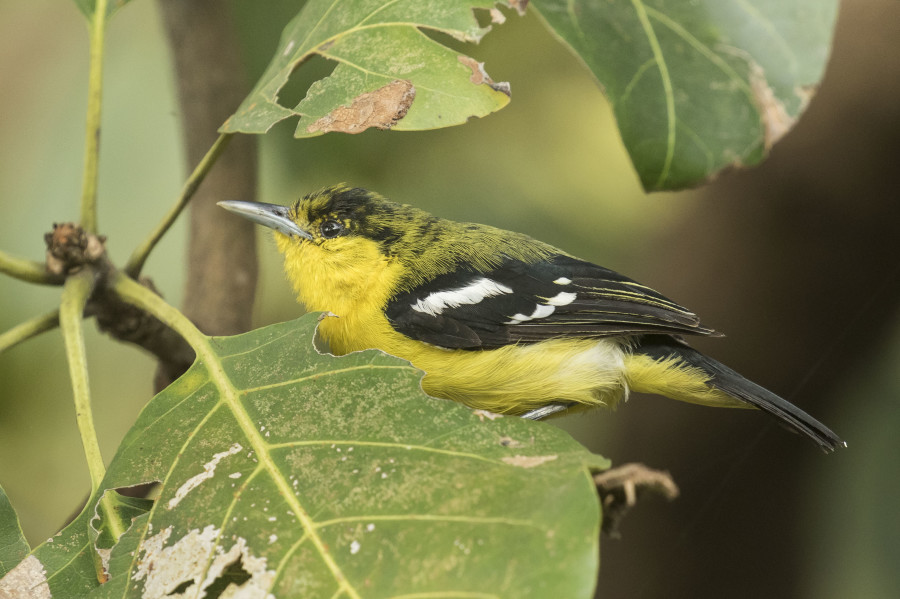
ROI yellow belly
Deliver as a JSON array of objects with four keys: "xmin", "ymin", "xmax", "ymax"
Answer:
[{"xmin": 317, "ymin": 312, "xmax": 631, "ymax": 414}]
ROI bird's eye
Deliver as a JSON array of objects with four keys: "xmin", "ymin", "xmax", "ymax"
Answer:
[{"xmin": 320, "ymin": 220, "xmax": 344, "ymax": 239}]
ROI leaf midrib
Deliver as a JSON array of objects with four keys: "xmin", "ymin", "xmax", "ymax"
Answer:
[{"xmin": 201, "ymin": 334, "xmax": 368, "ymax": 599}]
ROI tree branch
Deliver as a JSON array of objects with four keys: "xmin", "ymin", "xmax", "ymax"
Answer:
[
  {"xmin": 0, "ymin": 248, "xmax": 63, "ymax": 285},
  {"xmin": 60, "ymin": 268, "xmax": 106, "ymax": 493},
  {"xmin": 0, "ymin": 310, "xmax": 60, "ymax": 355},
  {"xmin": 44, "ymin": 222, "xmax": 195, "ymax": 393},
  {"xmin": 594, "ymin": 463, "xmax": 679, "ymax": 537},
  {"xmin": 79, "ymin": 0, "xmax": 110, "ymax": 234},
  {"xmin": 125, "ymin": 133, "xmax": 233, "ymax": 278}
]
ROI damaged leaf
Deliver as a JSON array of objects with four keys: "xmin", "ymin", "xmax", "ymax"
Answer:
[
  {"xmin": 13, "ymin": 508, "xmax": 102, "ymax": 597},
  {"xmin": 222, "ymin": 0, "xmax": 515, "ymax": 137},
  {"xmin": 306, "ymin": 79, "xmax": 416, "ymax": 135},
  {"xmin": 0, "ymin": 483, "xmax": 29, "ymax": 577},
  {"xmin": 90, "ymin": 491, "xmax": 154, "ymax": 581},
  {"xmin": 81, "ymin": 314, "xmax": 608, "ymax": 598},
  {"xmin": 0, "ymin": 556, "xmax": 51, "ymax": 599},
  {"xmin": 531, "ymin": 0, "xmax": 839, "ymax": 190}
]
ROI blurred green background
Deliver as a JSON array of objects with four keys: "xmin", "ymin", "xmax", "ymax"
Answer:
[{"xmin": 1, "ymin": 1, "xmax": 898, "ymax": 597}]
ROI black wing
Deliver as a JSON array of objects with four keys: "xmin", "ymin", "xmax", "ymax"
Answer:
[{"xmin": 384, "ymin": 255, "xmax": 719, "ymax": 349}]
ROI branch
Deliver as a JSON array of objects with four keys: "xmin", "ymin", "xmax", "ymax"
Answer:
[
  {"xmin": 44, "ymin": 222, "xmax": 195, "ymax": 390},
  {"xmin": 59, "ymin": 268, "xmax": 105, "ymax": 492},
  {"xmin": 111, "ymin": 272, "xmax": 208, "ymax": 357},
  {"xmin": 0, "ymin": 310, "xmax": 60, "ymax": 355},
  {"xmin": 88, "ymin": 271, "xmax": 196, "ymax": 391},
  {"xmin": 125, "ymin": 133, "xmax": 233, "ymax": 278},
  {"xmin": 79, "ymin": 0, "xmax": 110, "ymax": 234},
  {"xmin": 594, "ymin": 463, "xmax": 679, "ymax": 537},
  {"xmin": 0, "ymin": 248, "xmax": 63, "ymax": 285}
]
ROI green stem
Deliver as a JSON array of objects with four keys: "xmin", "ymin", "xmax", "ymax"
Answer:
[
  {"xmin": 112, "ymin": 271, "xmax": 206, "ymax": 350},
  {"xmin": 60, "ymin": 269, "xmax": 106, "ymax": 493},
  {"xmin": 0, "ymin": 310, "xmax": 60, "ymax": 355},
  {"xmin": 98, "ymin": 491, "xmax": 128, "ymax": 550},
  {"xmin": 125, "ymin": 133, "xmax": 233, "ymax": 277},
  {"xmin": 79, "ymin": 0, "xmax": 110, "ymax": 234},
  {"xmin": 0, "ymin": 249, "xmax": 63, "ymax": 285}
]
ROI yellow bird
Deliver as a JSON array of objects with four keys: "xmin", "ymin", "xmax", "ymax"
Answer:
[{"xmin": 220, "ymin": 185, "xmax": 844, "ymax": 452}]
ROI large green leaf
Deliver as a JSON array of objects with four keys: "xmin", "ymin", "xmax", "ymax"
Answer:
[
  {"xmin": 222, "ymin": 0, "xmax": 514, "ymax": 137},
  {"xmin": 532, "ymin": 0, "xmax": 839, "ymax": 190},
  {"xmin": 0, "ymin": 483, "xmax": 29, "ymax": 578},
  {"xmin": 78, "ymin": 314, "xmax": 607, "ymax": 597}
]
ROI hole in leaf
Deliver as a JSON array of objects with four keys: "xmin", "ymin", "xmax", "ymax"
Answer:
[
  {"xmin": 169, "ymin": 580, "xmax": 193, "ymax": 595},
  {"xmin": 420, "ymin": 27, "xmax": 468, "ymax": 52},
  {"xmin": 276, "ymin": 54, "xmax": 338, "ymax": 110},
  {"xmin": 204, "ymin": 556, "xmax": 253, "ymax": 599}
]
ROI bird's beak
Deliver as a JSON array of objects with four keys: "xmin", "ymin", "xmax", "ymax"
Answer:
[{"xmin": 217, "ymin": 200, "xmax": 313, "ymax": 240}]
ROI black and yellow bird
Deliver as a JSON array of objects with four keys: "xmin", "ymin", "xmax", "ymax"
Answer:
[{"xmin": 220, "ymin": 185, "xmax": 844, "ymax": 452}]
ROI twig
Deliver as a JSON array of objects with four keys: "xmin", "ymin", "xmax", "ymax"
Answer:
[
  {"xmin": 594, "ymin": 463, "xmax": 679, "ymax": 537},
  {"xmin": 0, "ymin": 310, "xmax": 60, "ymax": 355},
  {"xmin": 59, "ymin": 268, "xmax": 106, "ymax": 493},
  {"xmin": 0, "ymin": 248, "xmax": 63, "ymax": 285},
  {"xmin": 111, "ymin": 271, "xmax": 206, "ymax": 354},
  {"xmin": 79, "ymin": 0, "xmax": 110, "ymax": 234},
  {"xmin": 125, "ymin": 133, "xmax": 232, "ymax": 278}
]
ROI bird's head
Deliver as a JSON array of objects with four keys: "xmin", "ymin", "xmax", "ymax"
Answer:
[
  {"xmin": 218, "ymin": 185, "xmax": 435, "ymax": 310},
  {"xmin": 219, "ymin": 185, "xmax": 435, "ymax": 251},
  {"xmin": 220, "ymin": 185, "xmax": 554, "ymax": 310}
]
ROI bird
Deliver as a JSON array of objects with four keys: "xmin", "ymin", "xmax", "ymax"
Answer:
[{"xmin": 219, "ymin": 185, "xmax": 845, "ymax": 452}]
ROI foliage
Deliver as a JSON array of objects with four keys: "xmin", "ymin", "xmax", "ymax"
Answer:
[
  {"xmin": 0, "ymin": 0, "xmax": 838, "ymax": 596},
  {"xmin": 26, "ymin": 308, "xmax": 607, "ymax": 597},
  {"xmin": 0, "ymin": 484, "xmax": 29, "ymax": 578},
  {"xmin": 532, "ymin": 0, "xmax": 838, "ymax": 189}
]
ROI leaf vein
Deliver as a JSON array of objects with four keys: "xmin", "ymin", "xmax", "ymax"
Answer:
[
  {"xmin": 269, "ymin": 440, "xmax": 501, "ymax": 466},
  {"xmin": 313, "ymin": 514, "xmax": 546, "ymax": 532},
  {"xmin": 245, "ymin": 363, "xmax": 417, "ymax": 393},
  {"xmin": 629, "ymin": 0, "xmax": 675, "ymax": 187}
]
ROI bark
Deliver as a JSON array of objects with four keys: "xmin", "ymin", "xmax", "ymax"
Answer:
[
  {"xmin": 43, "ymin": 224, "xmax": 195, "ymax": 391},
  {"xmin": 157, "ymin": 0, "xmax": 258, "ymax": 350}
]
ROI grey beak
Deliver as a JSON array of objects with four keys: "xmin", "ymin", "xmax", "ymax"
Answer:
[{"xmin": 217, "ymin": 200, "xmax": 313, "ymax": 240}]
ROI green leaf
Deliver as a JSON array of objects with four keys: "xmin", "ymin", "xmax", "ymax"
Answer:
[
  {"xmin": 532, "ymin": 0, "xmax": 839, "ymax": 190},
  {"xmin": 89, "ymin": 491, "xmax": 154, "ymax": 582},
  {"xmin": 3, "ymin": 507, "xmax": 101, "ymax": 597},
  {"xmin": 88, "ymin": 314, "xmax": 608, "ymax": 597},
  {"xmin": 222, "ymin": 0, "xmax": 514, "ymax": 137},
  {"xmin": 0, "ymin": 483, "xmax": 29, "ymax": 577},
  {"xmin": 70, "ymin": 0, "xmax": 134, "ymax": 19}
]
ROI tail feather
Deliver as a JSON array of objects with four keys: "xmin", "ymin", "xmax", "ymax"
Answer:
[{"xmin": 634, "ymin": 336, "xmax": 846, "ymax": 453}]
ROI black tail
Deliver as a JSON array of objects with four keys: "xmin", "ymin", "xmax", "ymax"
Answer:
[{"xmin": 636, "ymin": 336, "xmax": 846, "ymax": 452}]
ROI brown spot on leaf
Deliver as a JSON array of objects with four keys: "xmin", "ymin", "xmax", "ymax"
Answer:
[
  {"xmin": 749, "ymin": 62, "xmax": 797, "ymax": 150},
  {"xmin": 473, "ymin": 409, "xmax": 502, "ymax": 421},
  {"xmin": 508, "ymin": 0, "xmax": 529, "ymax": 16},
  {"xmin": 501, "ymin": 454, "xmax": 557, "ymax": 468},
  {"xmin": 458, "ymin": 56, "xmax": 511, "ymax": 96},
  {"xmin": 498, "ymin": 435, "xmax": 530, "ymax": 448},
  {"xmin": 306, "ymin": 80, "xmax": 416, "ymax": 135}
]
